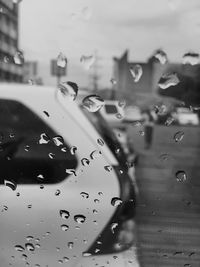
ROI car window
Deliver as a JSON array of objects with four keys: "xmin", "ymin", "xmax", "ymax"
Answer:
[
  {"xmin": 104, "ymin": 104, "xmax": 118, "ymax": 114},
  {"xmin": 0, "ymin": 99, "xmax": 77, "ymax": 184}
]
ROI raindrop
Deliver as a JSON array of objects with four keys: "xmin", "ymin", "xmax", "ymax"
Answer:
[
  {"xmin": 9, "ymin": 133, "xmax": 15, "ymax": 138},
  {"xmin": 39, "ymin": 133, "xmax": 50, "ymax": 144},
  {"xmin": 80, "ymin": 55, "xmax": 95, "ymax": 70},
  {"xmin": 59, "ymin": 210, "xmax": 70, "ymax": 219},
  {"xmin": 55, "ymin": 189, "xmax": 61, "ymax": 196},
  {"xmin": 26, "ymin": 236, "xmax": 33, "ymax": 241},
  {"xmin": 21, "ymin": 254, "xmax": 27, "ymax": 261},
  {"xmin": 104, "ymin": 165, "xmax": 113, "ymax": 172},
  {"xmin": 35, "ymin": 264, "xmax": 40, "ymax": 267},
  {"xmin": 81, "ymin": 158, "xmax": 90, "ymax": 166},
  {"xmin": 57, "ymin": 52, "xmax": 67, "ymax": 68},
  {"xmin": 37, "ymin": 174, "xmax": 44, "ymax": 181},
  {"xmin": 13, "ymin": 51, "xmax": 24, "ymax": 65},
  {"xmin": 48, "ymin": 153, "xmax": 55, "ymax": 159},
  {"xmin": 58, "ymin": 260, "xmax": 63, "ymax": 264},
  {"xmin": 154, "ymin": 49, "xmax": 168, "ymax": 64},
  {"xmin": 82, "ymin": 252, "xmax": 91, "ymax": 257},
  {"xmin": 40, "ymin": 185, "xmax": 44, "ymax": 189},
  {"xmin": 82, "ymin": 95, "xmax": 104, "ymax": 112},
  {"xmin": 35, "ymin": 238, "xmax": 40, "ymax": 242},
  {"xmin": 129, "ymin": 64, "xmax": 143, "ymax": 82},
  {"xmin": 111, "ymin": 223, "xmax": 118, "ymax": 234},
  {"xmin": 70, "ymin": 146, "xmax": 77, "ymax": 155},
  {"xmin": 176, "ymin": 170, "xmax": 187, "ymax": 182},
  {"xmin": 52, "ymin": 136, "xmax": 64, "ymax": 146},
  {"xmin": 116, "ymin": 113, "xmax": 123, "ymax": 119},
  {"xmin": 25, "ymin": 243, "xmax": 35, "ymax": 252},
  {"xmin": 24, "ymin": 145, "xmax": 30, "ymax": 152},
  {"xmin": 27, "ymin": 204, "xmax": 32, "ymax": 209},
  {"xmin": 4, "ymin": 56, "xmax": 10, "ymax": 63},
  {"xmin": 110, "ymin": 78, "xmax": 117, "ymax": 85},
  {"xmin": 97, "ymin": 138, "xmax": 104, "ymax": 146},
  {"xmin": 43, "ymin": 111, "xmax": 49, "ymax": 117},
  {"xmin": 90, "ymin": 150, "xmax": 101, "ymax": 160},
  {"xmin": 58, "ymin": 81, "xmax": 78, "ymax": 101},
  {"xmin": 111, "ymin": 197, "xmax": 122, "ymax": 207},
  {"xmin": 94, "ymin": 199, "xmax": 99, "ymax": 204},
  {"xmin": 98, "ymin": 191, "xmax": 103, "ymax": 196},
  {"xmin": 35, "ymin": 244, "xmax": 40, "ymax": 249},
  {"xmin": 159, "ymin": 153, "xmax": 170, "ymax": 162},
  {"xmin": 61, "ymin": 224, "xmax": 69, "ymax": 231},
  {"xmin": 174, "ymin": 131, "xmax": 184, "ymax": 142},
  {"xmin": 61, "ymin": 147, "xmax": 67, "ymax": 152},
  {"xmin": 4, "ymin": 179, "xmax": 17, "ymax": 191},
  {"xmin": 158, "ymin": 72, "xmax": 180, "ymax": 89},
  {"xmin": 139, "ymin": 130, "xmax": 145, "ymax": 136},
  {"xmin": 45, "ymin": 231, "xmax": 51, "ymax": 236},
  {"xmin": 182, "ymin": 52, "xmax": 199, "ymax": 65},
  {"xmin": 165, "ymin": 116, "xmax": 174, "ymax": 126},
  {"xmin": 63, "ymin": 257, "xmax": 69, "ymax": 262},
  {"xmin": 67, "ymin": 242, "xmax": 74, "ymax": 249},
  {"xmin": 93, "ymin": 209, "xmax": 98, "ymax": 214},
  {"xmin": 66, "ymin": 169, "xmax": 76, "ymax": 176},
  {"xmin": 16, "ymin": 192, "xmax": 20, "ymax": 197},
  {"xmin": 74, "ymin": 214, "xmax": 86, "ymax": 224},
  {"xmin": 118, "ymin": 100, "xmax": 126, "ymax": 108},
  {"xmin": 80, "ymin": 192, "xmax": 89, "ymax": 199},
  {"xmin": 15, "ymin": 245, "xmax": 24, "ymax": 252}
]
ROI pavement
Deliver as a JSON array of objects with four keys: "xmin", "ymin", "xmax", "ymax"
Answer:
[{"xmin": 127, "ymin": 124, "xmax": 200, "ymax": 267}]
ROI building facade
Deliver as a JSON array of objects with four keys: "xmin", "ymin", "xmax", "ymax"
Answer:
[{"xmin": 0, "ymin": 0, "xmax": 22, "ymax": 82}]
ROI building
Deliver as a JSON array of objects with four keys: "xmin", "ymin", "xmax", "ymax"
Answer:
[{"xmin": 0, "ymin": 0, "xmax": 23, "ymax": 82}]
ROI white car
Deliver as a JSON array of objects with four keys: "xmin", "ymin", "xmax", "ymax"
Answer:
[
  {"xmin": 172, "ymin": 107, "xmax": 199, "ymax": 125},
  {"xmin": 0, "ymin": 84, "xmax": 139, "ymax": 267}
]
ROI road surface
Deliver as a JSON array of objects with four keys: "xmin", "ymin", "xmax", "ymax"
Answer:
[{"xmin": 127, "ymin": 124, "xmax": 200, "ymax": 267}]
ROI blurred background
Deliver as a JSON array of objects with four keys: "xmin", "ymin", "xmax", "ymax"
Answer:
[{"xmin": 1, "ymin": 0, "xmax": 200, "ymax": 266}]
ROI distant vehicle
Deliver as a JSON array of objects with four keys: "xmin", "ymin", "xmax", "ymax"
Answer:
[
  {"xmin": 99, "ymin": 100, "xmax": 124, "ymax": 127},
  {"xmin": 0, "ymin": 84, "xmax": 139, "ymax": 267},
  {"xmin": 172, "ymin": 107, "xmax": 199, "ymax": 126},
  {"xmin": 123, "ymin": 106, "xmax": 143, "ymax": 123}
]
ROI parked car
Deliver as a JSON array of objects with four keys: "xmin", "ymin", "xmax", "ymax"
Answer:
[
  {"xmin": 0, "ymin": 84, "xmax": 139, "ymax": 267},
  {"xmin": 172, "ymin": 107, "xmax": 199, "ymax": 125},
  {"xmin": 99, "ymin": 100, "xmax": 125, "ymax": 128}
]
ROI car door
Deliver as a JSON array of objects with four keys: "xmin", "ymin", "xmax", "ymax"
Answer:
[{"xmin": 0, "ymin": 96, "xmax": 120, "ymax": 267}]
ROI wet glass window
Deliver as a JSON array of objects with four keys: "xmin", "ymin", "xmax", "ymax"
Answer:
[{"xmin": 0, "ymin": 99, "xmax": 77, "ymax": 184}]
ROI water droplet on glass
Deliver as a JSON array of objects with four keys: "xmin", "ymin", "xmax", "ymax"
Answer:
[
  {"xmin": 58, "ymin": 260, "xmax": 63, "ymax": 264},
  {"xmin": 4, "ymin": 179, "xmax": 17, "ymax": 191},
  {"xmin": 90, "ymin": 150, "xmax": 101, "ymax": 160},
  {"xmin": 13, "ymin": 51, "xmax": 24, "ymax": 65},
  {"xmin": 37, "ymin": 174, "xmax": 44, "ymax": 181},
  {"xmin": 66, "ymin": 168, "xmax": 76, "ymax": 176},
  {"xmin": 68, "ymin": 146, "xmax": 77, "ymax": 156},
  {"xmin": 129, "ymin": 64, "xmax": 143, "ymax": 82},
  {"xmin": 39, "ymin": 133, "xmax": 50, "ymax": 144},
  {"xmin": 60, "ymin": 210, "xmax": 70, "ymax": 219},
  {"xmin": 16, "ymin": 192, "xmax": 20, "ymax": 197},
  {"xmin": 43, "ymin": 111, "xmax": 49, "ymax": 117},
  {"xmin": 110, "ymin": 78, "xmax": 117, "ymax": 85},
  {"xmin": 176, "ymin": 170, "xmax": 187, "ymax": 182},
  {"xmin": 25, "ymin": 243, "xmax": 35, "ymax": 252},
  {"xmin": 48, "ymin": 153, "xmax": 55, "ymax": 159},
  {"xmin": 35, "ymin": 244, "xmax": 40, "ymax": 249},
  {"xmin": 97, "ymin": 138, "xmax": 104, "ymax": 146},
  {"xmin": 94, "ymin": 199, "xmax": 99, "ymax": 204},
  {"xmin": 58, "ymin": 81, "xmax": 78, "ymax": 101},
  {"xmin": 80, "ymin": 192, "xmax": 89, "ymax": 199},
  {"xmin": 52, "ymin": 136, "xmax": 64, "ymax": 146},
  {"xmin": 82, "ymin": 252, "xmax": 91, "ymax": 257},
  {"xmin": 40, "ymin": 185, "xmax": 44, "ymax": 189},
  {"xmin": 80, "ymin": 55, "xmax": 95, "ymax": 70},
  {"xmin": 154, "ymin": 49, "xmax": 168, "ymax": 64},
  {"xmin": 24, "ymin": 145, "xmax": 30, "ymax": 152},
  {"xmin": 111, "ymin": 197, "xmax": 122, "ymax": 207},
  {"xmin": 21, "ymin": 254, "xmax": 28, "ymax": 261},
  {"xmin": 45, "ymin": 231, "xmax": 51, "ymax": 236},
  {"xmin": 98, "ymin": 191, "xmax": 103, "ymax": 196},
  {"xmin": 27, "ymin": 204, "xmax": 32, "ymax": 209},
  {"xmin": 55, "ymin": 189, "xmax": 61, "ymax": 196},
  {"xmin": 26, "ymin": 236, "xmax": 33, "ymax": 241},
  {"xmin": 174, "ymin": 131, "xmax": 184, "ymax": 142},
  {"xmin": 81, "ymin": 158, "xmax": 90, "ymax": 166},
  {"xmin": 74, "ymin": 214, "xmax": 86, "ymax": 224},
  {"xmin": 93, "ymin": 209, "xmax": 98, "ymax": 214},
  {"xmin": 15, "ymin": 245, "xmax": 25, "ymax": 252},
  {"xmin": 111, "ymin": 222, "xmax": 118, "ymax": 234},
  {"xmin": 116, "ymin": 113, "xmax": 123, "ymax": 119},
  {"xmin": 82, "ymin": 95, "xmax": 104, "ymax": 112},
  {"xmin": 118, "ymin": 100, "xmax": 126, "ymax": 108},
  {"xmin": 139, "ymin": 130, "xmax": 145, "ymax": 136},
  {"xmin": 104, "ymin": 165, "xmax": 113, "ymax": 172},
  {"xmin": 2, "ymin": 205, "xmax": 8, "ymax": 211},
  {"xmin": 182, "ymin": 52, "xmax": 199, "ymax": 65},
  {"xmin": 158, "ymin": 72, "xmax": 180, "ymax": 89},
  {"xmin": 61, "ymin": 224, "xmax": 69, "ymax": 231},
  {"xmin": 63, "ymin": 257, "xmax": 69, "ymax": 262},
  {"xmin": 67, "ymin": 242, "xmax": 74, "ymax": 249},
  {"xmin": 57, "ymin": 52, "xmax": 67, "ymax": 68},
  {"xmin": 165, "ymin": 116, "xmax": 174, "ymax": 126}
]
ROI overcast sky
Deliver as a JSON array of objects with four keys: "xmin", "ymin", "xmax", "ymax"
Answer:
[{"xmin": 20, "ymin": 0, "xmax": 200, "ymax": 88}]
